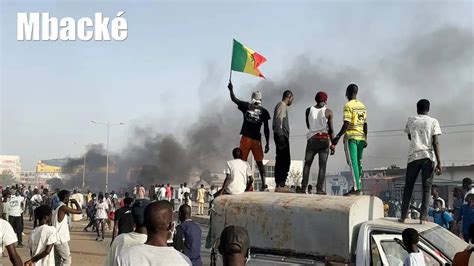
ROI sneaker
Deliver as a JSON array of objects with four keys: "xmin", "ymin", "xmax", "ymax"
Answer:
[
  {"xmin": 343, "ymin": 188, "xmax": 356, "ymax": 196},
  {"xmin": 315, "ymin": 190, "xmax": 327, "ymax": 195},
  {"xmin": 17, "ymin": 244, "xmax": 24, "ymax": 248},
  {"xmin": 275, "ymin": 186, "xmax": 294, "ymax": 193},
  {"xmin": 100, "ymin": 238, "xmax": 104, "ymax": 242}
]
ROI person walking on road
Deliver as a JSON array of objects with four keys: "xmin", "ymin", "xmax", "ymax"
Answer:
[
  {"xmin": 228, "ymin": 82, "xmax": 271, "ymax": 190},
  {"xmin": 299, "ymin": 91, "xmax": 335, "ymax": 194},
  {"xmin": 332, "ymin": 84, "xmax": 367, "ymax": 196},
  {"xmin": 196, "ymin": 185, "xmax": 206, "ymax": 216},
  {"xmin": 273, "ymin": 90, "xmax": 294, "ymax": 192}
]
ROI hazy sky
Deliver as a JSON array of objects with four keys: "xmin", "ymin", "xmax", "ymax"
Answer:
[{"xmin": 1, "ymin": 0, "xmax": 473, "ymax": 172}]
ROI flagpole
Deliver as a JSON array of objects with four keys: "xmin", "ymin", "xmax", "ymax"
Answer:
[{"xmin": 229, "ymin": 39, "xmax": 234, "ymax": 82}]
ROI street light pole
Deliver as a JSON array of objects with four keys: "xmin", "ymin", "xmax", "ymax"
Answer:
[
  {"xmin": 82, "ymin": 152, "xmax": 87, "ymax": 191},
  {"xmin": 91, "ymin": 120, "xmax": 124, "ymax": 193},
  {"xmin": 106, "ymin": 122, "xmax": 110, "ymax": 193}
]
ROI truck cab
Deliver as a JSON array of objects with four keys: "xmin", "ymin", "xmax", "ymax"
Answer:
[{"xmin": 209, "ymin": 193, "xmax": 467, "ymax": 265}]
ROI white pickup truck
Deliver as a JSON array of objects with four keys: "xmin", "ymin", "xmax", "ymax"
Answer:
[{"xmin": 209, "ymin": 193, "xmax": 467, "ymax": 265}]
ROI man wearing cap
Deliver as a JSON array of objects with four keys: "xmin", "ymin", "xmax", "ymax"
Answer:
[
  {"xmin": 299, "ymin": 91, "xmax": 335, "ymax": 194},
  {"xmin": 218, "ymin": 226, "xmax": 250, "ymax": 266},
  {"xmin": 228, "ymin": 82, "xmax": 271, "ymax": 191}
]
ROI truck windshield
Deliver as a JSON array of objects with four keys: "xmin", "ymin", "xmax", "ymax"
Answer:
[{"xmin": 420, "ymin": 227, "xmax": 467, "ymax": 260}]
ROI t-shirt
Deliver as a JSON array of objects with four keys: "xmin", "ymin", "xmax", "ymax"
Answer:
[
  {"xmin": 223, "ymin": 159, "xmax": 252, "ymax": 195},
  {"xmin": 105, "ymin": 232, "xmax": 147, "ymax": 266},
  {"xmin": 429, "ymin": 196, "xmax": 446, "ymax": 209},
  {"xmin": 1, "ymin": 218, "xmax": 17, "ymax": 247},
  {"xmin": 403, "ymin": 251, "xmax": 426, "ymax": 266},
  {"xmin": 8, "ymin": 195, "xmax": 24, "ymax": 217},
  {"xmin": 173, "ymin": 220, "xmax": 202, "ymax": 266},
  {"xmin": 343, "ymin": 99, "xmax": 367, "ymax": 141},
  {"xmin": 95, "ymin": 201, "xmax": 109, "ymax": 219},
  {"xmin": 273, "ymin": 101, "xmax": 289, "ymax": 138},
  {"xmin": 460, "ymin": 204, "xmax": 474, "ymax": 234},
  {"xmin": 428, "ymin": 208, "xmax": 453, "ymax": 228},
  {"xmin": 166, "ymin": 187, "xmax": 172, "ymax": 199},
  {"xmin": 404, "ymin": 115, "xmax": 442, "ymax": 163},
  {"xmin": 31, "ymin": 194, "xmax": 43, "ymax": 209},
  {"xmin": 238, "ymin": 101, "xmax": 271, "ymax": 140},
  {"xmin": 27, "ymin": 224, "xmax": 57, "ymax": 266},
  {"xmin": 160, "ymin": 187, "xmax": 166, "ymax": 199},
  {"xmin": 114, "ymin": 207, "xmax": 134, "ymax": 235},
  {"xmin": 115, "ymin": 244, "xmax": 192, "ymax": 266}
]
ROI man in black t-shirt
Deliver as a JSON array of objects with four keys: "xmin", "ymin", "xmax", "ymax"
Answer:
[
  {"xmin": 112, "ymin": 197, "xmax": 134, "ymax": 242},
  {"xmin": 228, "ymin": 82, "xmax": 271, "ymax": 190}
]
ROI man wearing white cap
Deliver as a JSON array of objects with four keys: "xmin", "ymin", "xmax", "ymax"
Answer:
[{"xmin": 228, "ymin": 82, "xmax": 271, "ymax": 191}]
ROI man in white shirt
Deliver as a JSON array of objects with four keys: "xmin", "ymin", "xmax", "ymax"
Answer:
[
  {"xmin": 9, "ymin": 191, "xmax": 25, "ymax": 247},
  {"xmin": 429, "ymin": 185, "xmax": 446, "ymax": 209},
  {"xmin": 25, "ymin": 205, "xmax": 57, "ymax": 266},
  {"xmin": 30, "ymin": 189, "xmax": 43, "ymax": 228},
  {"xmin": 53, "ymin": 190, "xmax": 82, "ymax": 266},
  {"xmin": 105, "ymin": 199, "xmax": 150, "ymax": 266},
  {"xmin": 216, "ymin": 148, "xmax": 253, "ymax": 196},
  {"xmin": 178, "ymin": 184, "xmax": 184, "ymax": 205},
  {"xmin": 402, "ymin": 228, "xmax": 426, "ymax": 266},
  {"xmin": 0, "ymin": 219, "xmax": 22, "ymax": 265},
  {"xmin": 159, "ymin": 186, "xmax": 166, "ymax": 201},
  {"xmin": 399, "ymin": 99, "xmax": 442, "ymax": 223},
  {"xmin": 115, "ymin": 201, "xmax": 191, "ymax": 266},
  {"xmin": 182, "ymin": 183, "xmax": 191, "ymax": 199}
]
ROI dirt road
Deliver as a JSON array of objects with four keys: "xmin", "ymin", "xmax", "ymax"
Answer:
[{"xmin": 1, "ymin": 217, "xmax": 211, "ymax": 265}]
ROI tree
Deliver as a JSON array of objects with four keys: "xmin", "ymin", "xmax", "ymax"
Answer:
[
  {"xmin": 0, "ymin": 170, "xmax": 15, "ymax": 186},
  {"xmin": 288, "ymin": 169, "xmax": 302, "ymax": 187}
]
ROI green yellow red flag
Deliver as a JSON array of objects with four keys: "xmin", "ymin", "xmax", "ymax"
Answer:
[{"xmin": 231, "ymin": 39, "xmax": 266, "ymax": 79}]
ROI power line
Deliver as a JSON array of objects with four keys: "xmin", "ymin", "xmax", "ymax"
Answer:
[{"xmin": 289, "ymin": 123, "xmax": 474, "ymax": 139}]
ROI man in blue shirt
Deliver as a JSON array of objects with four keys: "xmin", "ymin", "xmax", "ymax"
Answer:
[
  {"xmin": 428, "ymin": 199, "xmax": 453, "ymax": 229},
  {"xmin": 459, "ymin": 193, "xmax": 474, "ymax": 242},
  {"xmin": 173, "ymin": 204, "xmax": 202, "ymax": 266}
]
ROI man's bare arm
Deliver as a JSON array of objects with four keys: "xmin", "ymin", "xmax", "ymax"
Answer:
[
  {"xmin": 6, "ymin": 244, "xmax": 22, "ymax": 266},
  {"xmin": 228, "ymin": 82, "xmax": 243, "ymax": 105},
  {"xmin": 263, "ymin": 120, "xmax": 270, "ymax": 153},
  {"xmin": 305, "ymin": 108, "xmax": 310, "ymax": 130},
  {"xmin": 433, "ymin": 135, "xmax": 442, "ymax": 175}
]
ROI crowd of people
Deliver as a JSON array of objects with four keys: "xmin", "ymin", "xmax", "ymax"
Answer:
[{"xmin": 0, "ymin": 183, "xmax": 249, "ymax": 266}]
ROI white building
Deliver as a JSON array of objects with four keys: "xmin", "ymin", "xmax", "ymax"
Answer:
[
  {"xmin": 0, "ymin": 155, "xmax": 22, "ymax": 181},
  {"xmin": 253, "ymin": 160, "xmax": 304, "ymax": 190}
]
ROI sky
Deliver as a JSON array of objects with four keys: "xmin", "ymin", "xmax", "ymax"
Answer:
[{"xmin": 1, "ymin": 0, "xmax": 473, "ymax": 173}]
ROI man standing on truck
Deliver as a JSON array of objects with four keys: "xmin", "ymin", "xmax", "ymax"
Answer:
[
  {"xmin": 273, "ymin": 90, "xmax": 294, "ymax": 192},
  {"xmin": 299, "ymin": 91, "xmax": 335, "ymax": 194},
  {"xmin": 332, "ymin": 84, "xmax": 367, "ymax": 196},
  {"xmin": 228, "ymin": 82, "xmax": 271, "ymax": 191},
  {"xmin": 399, "ymin": 99, "xmax": 442, "ymax": 224},
  {"xmin": 216, "ymin": 148, "xmax": 253, "ymax": 196}
]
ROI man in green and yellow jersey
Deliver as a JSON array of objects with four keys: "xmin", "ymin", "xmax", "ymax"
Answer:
[{"xmin": 332, "ymin": 84, "xmax": 367, "ymax": 196}]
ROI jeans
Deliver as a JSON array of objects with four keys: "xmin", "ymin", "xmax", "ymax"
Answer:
[
  {"xmin": 9, "ymin": 215, "xmax": 23, "ymax": 245},
  {"xmin": 400, "ymin": 158, "xmax": 434, "ymax": 220},
  {"xmin": 302, "ymin": 138, "xmax": 329, "ymax": 191},
  {"xmin": 54, "ymin": 242, "xmax": 72, "ymax": 266},
  {"xmin": 274, "ymin": 134, "xmax": 291, "ymax": 187}
]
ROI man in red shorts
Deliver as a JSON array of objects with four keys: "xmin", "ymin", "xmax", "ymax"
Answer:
[{"xmin": 228, "ymin": 82, "xmax": 270, "ymax": 191}]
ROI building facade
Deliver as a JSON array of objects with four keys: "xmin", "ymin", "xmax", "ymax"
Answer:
[{"xmin": 0, "ymin": 155, "xmax": 22, "ymax": 181}]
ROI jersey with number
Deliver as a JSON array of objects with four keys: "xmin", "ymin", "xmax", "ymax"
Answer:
[{"xmin": 343, "ymin": 100, "xmax": 367, "ymax": 141}]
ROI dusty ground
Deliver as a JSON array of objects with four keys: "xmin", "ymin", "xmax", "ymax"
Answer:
[{"xmin": 1, "ymin": 214, "xmax": 211, "ymax": 265}]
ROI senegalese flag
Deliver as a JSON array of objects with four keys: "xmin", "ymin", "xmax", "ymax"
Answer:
[{"xmin": 231, "ymin": 39, "xmax": 266, "ymax": 79}]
